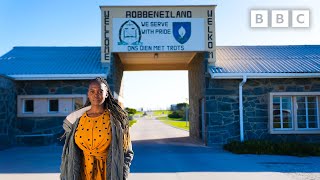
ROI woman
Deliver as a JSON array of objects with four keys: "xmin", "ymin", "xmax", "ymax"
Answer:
[{"xmin": 60, "ymin": 77, "xmax": 133, "ymax": 180}]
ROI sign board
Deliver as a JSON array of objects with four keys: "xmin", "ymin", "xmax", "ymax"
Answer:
[
  {"xmin": 112, "ymin": 18, "xmax": 204, "ymax": 52},
  {"xmin": 101, "ymin": 6, "xmax": 216, "ymax": 63}
]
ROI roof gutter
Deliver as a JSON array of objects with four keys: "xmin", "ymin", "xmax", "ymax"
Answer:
[
  {"xmin": 9, "ymin": 74, "xmax": 108, "ymax": 80},
  {"xmin": 239, "ymin": 75, "xmax": 247, "ymax": 142},
  {"xmin": 0, "ymin": 74, "xmax": 14, "ymax": 80},
  {"xmin": 209, "ymin": 72, "xmax": 320, "ymax": 79}
]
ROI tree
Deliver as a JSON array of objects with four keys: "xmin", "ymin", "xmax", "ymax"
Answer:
[
  {"xmin": 168, "ymin": 102, "xmax": 189, "ymax": 120},
  {"xmin": 176, "ymin": 103, "xmax": 188, "ymax": 110},
  {"xmin": 124, "ymin": 107, "xmax": 137, "ymax": 115}
]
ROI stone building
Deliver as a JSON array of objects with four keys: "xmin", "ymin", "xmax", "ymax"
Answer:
[
  {"xmin": 0, "ymin": 45, "xmax": 320, "ymax": 148},
  {"xmin": 206, "ymin": 45, "xmax": 320, "ymax": 144},
  {"xmin": 0, "ymin": 4, "xmax": 319, "ymax": 147},
  {"xmin": 0, "ymin": 47, "xmax": 108, "ymax": 148}
]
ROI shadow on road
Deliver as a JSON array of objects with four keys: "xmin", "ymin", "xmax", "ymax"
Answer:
[
  {"xmin": 0, "ymin": 145, "xmax": 62, "ymax": 173},
  {"xmin": 131, "ymin": 137, "xmax": 320, "ymax": 174},
  {"xmin": 0, "ymin": 137, "xmax": 319, "ymax": 174}
]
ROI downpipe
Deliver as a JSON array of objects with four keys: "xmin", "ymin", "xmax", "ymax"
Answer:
[{"xmin": 239, "ymin": 75, "xmax": 247, "ymax": 142}]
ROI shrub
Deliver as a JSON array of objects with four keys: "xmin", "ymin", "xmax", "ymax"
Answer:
[
  {"xmin": 223, "ymin": 140, "xmax": 320, "ymax": 157},
  {"xmin": 168, "ymin": 111, "xmax": 182, "ymax": 118}
]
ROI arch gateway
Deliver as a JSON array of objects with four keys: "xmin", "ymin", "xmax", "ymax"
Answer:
[
  {"xmin": 100, "ymin": 5, "xmax": 320, "ymax": 145},
  {"xmin": 0, "ymin": 4, "xmax": 320, "ymax": 148},
  {"xmin": 100, "ymin": 5, "xmax": 216, "ymax": 143}
]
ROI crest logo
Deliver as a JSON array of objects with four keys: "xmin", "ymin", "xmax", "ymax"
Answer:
[
  {"xmin": 172, "ymin": 22, "xmax": 191, "ymax": 44},
  {"xmin": 118, "ymin": 20, "xmax": 142, "ymax": 45}
]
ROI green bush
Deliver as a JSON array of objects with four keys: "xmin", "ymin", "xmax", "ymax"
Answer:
[
  {"xmin": 223, "ymin": 140, "xmax": 320, "ymax": 157},
  {"xmin": 168, "ymin": 111, "xmax": 182, "ymax": 118}
]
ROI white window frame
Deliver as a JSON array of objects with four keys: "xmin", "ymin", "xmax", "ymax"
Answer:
[
  {"xmin": 269, "ymin": 92, "xmax": 320, "ymax": 134},
  {"xmin": 18, "ymin": 94, "xmax": 87, "ymax": 117}
]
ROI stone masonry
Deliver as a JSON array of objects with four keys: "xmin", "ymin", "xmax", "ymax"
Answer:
[
  {"xmin": 107, "ymin": 54, "xmax": 124, "ymax": 107},
  {"xmin": 15, "ymin": 80, "xmax": 90, "ymax": 145},
  {"xmin": 11, "ymin": 56, "xmax": 119, "ymax": 146},
  {"xmin": 206, "ymin": 78, "xmax": 320, "ymax": 145},
  {"xmin": 0, "ymin": 76, "xmax": 16, "ymax": 149}
]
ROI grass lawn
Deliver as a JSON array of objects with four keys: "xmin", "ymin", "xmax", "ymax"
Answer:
[
  {"xmin": 129, "ymin": 120, "xmax": 137, "ymax": 127},
  {"xmin": 152, "ymin": 110, "xmax": 173, "ymax": 116},
  {"xmin": 134, "ymin": 111, "xmax": 144, "ymax": 115},
  {"xmin": 157, "ymin": 116, "xmax": 189, "ymax": 131}
]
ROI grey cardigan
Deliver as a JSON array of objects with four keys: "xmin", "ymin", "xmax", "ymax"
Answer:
[{"xmin": 60, "ymin": 106, "xmax": 134, "ymax": 180}]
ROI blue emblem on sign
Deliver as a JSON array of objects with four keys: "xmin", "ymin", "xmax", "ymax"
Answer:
[{"xmin": 172, "ymin": 22, "xmax": 191, "ymax": 44}]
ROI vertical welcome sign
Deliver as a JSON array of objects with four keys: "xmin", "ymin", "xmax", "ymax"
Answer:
[{"xmin": 101, "ymin": 6, "xmax": 216, "ymax": 64}]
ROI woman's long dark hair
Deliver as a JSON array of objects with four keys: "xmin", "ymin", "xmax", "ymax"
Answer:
[{"xmin": 83, "ymin": 77, "xmax": 130, "ymax": 142}]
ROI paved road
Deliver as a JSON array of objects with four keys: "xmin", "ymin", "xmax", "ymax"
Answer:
[
  {"xmin": 0, "ymin": 115, "xmax": 319, "ymax": 180},
  {"xmin": 129, "ymin": 116, "xmax": 320, "ymax": 180}
]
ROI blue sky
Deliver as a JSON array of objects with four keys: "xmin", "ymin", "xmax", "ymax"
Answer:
[{"xmin": 0, "ymin": 0, "xmax": 319, "ymax": 110}]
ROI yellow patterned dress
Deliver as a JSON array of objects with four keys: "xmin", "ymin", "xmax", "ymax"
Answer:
[{"xmin": 75, "ymin": 110, "xmax": 112, "ymax": 180}]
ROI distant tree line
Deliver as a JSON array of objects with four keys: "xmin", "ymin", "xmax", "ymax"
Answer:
[{"xmin": 125, "ymin": 107, "xmax": 137, "ymax": 115}]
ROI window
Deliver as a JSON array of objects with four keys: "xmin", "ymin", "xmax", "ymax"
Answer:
[
  {"xmin": 296, "ymin": 96, "xmax": 318, "ymax": 129},
  {"xmin": 272, "ymin": 96, "xmax": 293, "ymax": 129},
  {"xmin": 18, "ymin": 95, "xmax": 86, "ymax": 117},
  {"xmin": 270, "ymin": 92, "xmax": 320, "ymax": 134},
  {"xmin": 49, "ymin": 99, "xmax": 59, "ymax": 112},
  {"xmin": 24, "ymin": 100, "xmax": 34, "ymax": 113},
  {"xmin": 73, "ymin": 98, "xmax": 84, "ymax": 111}
]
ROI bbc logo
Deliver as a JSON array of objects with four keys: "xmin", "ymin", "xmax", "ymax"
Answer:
[{"xmin": 251, "ymin": 10, "xmax": 310, "ymax": 28}]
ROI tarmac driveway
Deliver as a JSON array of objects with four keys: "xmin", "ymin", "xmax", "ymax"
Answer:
[
  {"xmin": 129, "ymin": 116, "xmax": 320, "ymax": 180},
  {"xmin": 0, "ymin": 115, "xmax": 319, "ymax": 180}
]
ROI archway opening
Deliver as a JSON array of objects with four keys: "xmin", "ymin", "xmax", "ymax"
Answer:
[{"xmin": 110, "ymin": 52, "xmax": 206, "ymax": 144}]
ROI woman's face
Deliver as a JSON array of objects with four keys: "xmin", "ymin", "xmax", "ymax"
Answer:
[{"xmin": 88, "ymin": 81, "xmax": 108, "ymax": 106}]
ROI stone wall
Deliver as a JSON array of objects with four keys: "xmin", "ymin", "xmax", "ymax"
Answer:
[
  {"xmin": 206, "ymin": 78, "xmax": 320, "ymax": 145},
  {"xmin": 13, "ymin": 54, "xmax": 123, "ymax": 145},
  {"xmin": 0, "ymin": 75, "xmax": 16, "ymax": 149},
  {"xmin": 15, "ymin": 80, "xmax": 90, "ymax": 145},
  {"xmin": 107, "ymin": 54, "xmax": 124, "ymax": 107},
  {"xmin": 188, "ymin": 53, "xmax": 206, "ymax": 140},
  {"xmin": 206, "ymin": 79, "xmax": 239, "ymax": 144}
]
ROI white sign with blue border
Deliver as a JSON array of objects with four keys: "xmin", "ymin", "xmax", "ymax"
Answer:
[{"xmin": 112, "ymin": 18, "xmax": 205, "ymax": 52}]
